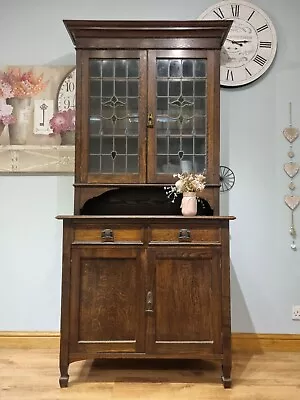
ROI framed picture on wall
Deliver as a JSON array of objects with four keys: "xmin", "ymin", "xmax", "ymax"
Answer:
[{"xmin": 0, "ymin": 65, "xmax": 76, "ymax": 173}]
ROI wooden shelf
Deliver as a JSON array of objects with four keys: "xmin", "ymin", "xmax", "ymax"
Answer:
[{"xmin": 0, "ymin": 145, "xmax": 75, "ymax": 173}]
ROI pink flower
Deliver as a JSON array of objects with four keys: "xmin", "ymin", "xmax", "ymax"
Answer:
[
  {"xmin": 0, "ymin": 68, "xmax": 48, "ymax": 99},
  {"xmin": 49, "ymin": 109, "xmax": 75, "ymax": 135},
  {"xmin": 0, "ymin": 98, "xmax": 16, "ymax": 126},
  {"xmin": 0, "ymin": 81, "xmax": 14, "ymax": 99},
  {"xmin": 0, "ymin": 114, "xmax": 16, "ymax": 125}
]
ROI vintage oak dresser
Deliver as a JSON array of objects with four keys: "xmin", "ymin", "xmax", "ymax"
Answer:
[{"xmin": 57, "ymin": 20, "xmax": 235, "ymax": 388}]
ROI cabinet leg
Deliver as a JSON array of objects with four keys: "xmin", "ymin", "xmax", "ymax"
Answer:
[
  {"xmin": 59, "ymin": 365, "xmax": 69, "ymax": 388},
  {"xmin": 221, "ymin": 364, "xmax": 232, "ymax": 389}
]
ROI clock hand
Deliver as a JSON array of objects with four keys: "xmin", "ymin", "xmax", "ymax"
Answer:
[{"xmin": 226, "ymin": 39, "xmax": 243, "ymax": 47}]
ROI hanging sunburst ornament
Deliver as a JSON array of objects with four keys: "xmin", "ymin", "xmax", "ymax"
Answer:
[
  {"xmin": 283, "ymin": 102, "xmax": 300, "ymax": 250},
  {"xmin": 220, "ymin": 165, "xmax": 235, "ymax": 192}
]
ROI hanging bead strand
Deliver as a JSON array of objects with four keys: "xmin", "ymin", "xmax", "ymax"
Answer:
[{"xmin": 283, "ymin": 102, "xmax": 300, "ymax": 250}]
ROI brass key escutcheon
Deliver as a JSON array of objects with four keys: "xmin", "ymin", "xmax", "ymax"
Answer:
[
  {"xmin": 145, "ymin": 291, "xmax": 154, "ymax": 313},
  {"xmin": 147, "ymin": 113, "xmax": 154, "ymax": 128}
]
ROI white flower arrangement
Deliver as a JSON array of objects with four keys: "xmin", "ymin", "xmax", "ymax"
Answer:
[{"xmin": 164, "ymin": 172, "xmax": 206, "ymax": 203}]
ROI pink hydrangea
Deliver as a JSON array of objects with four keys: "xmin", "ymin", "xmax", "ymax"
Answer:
[
  {"xmin": 1, "ymin": 114, "xmax": 16, "ymax": 125},
  {"xmin": 49, "ymin": 109, "xmax": 75, "ymax": 135},
  {"xmin": 0, "ymin": 80, "xmax": 14, "ymax": 99},
  {"xmin": 0, "ymin": 98, "xmax": 16, "ymax": 126}
]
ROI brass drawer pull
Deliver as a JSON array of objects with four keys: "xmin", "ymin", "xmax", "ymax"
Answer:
[
  {"xmin": 178, "ymin": 229, "xmax": 191, "ymax": 242},
  {"xmin": 145, "ymin": 291, "xmax": 154, "ymax": 313},
  {"xmin": 101, "ymin": 229, "xmax": 114, "ymax": 242}
]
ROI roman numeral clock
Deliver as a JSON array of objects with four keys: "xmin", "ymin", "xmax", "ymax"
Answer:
[{"xmin": 198, "ymin": 0, "xmax": 277, "ymax": 87}]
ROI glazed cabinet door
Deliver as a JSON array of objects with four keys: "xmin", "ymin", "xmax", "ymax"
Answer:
[
  {"xmin": 78, "ymin": 50, "xmax": 148, "ymax": 184},
  {"xmin": 147, "ymin": 50, "xmax": 219, "ymax": 184},
  {"xmin": 69, "ymin": 246, "xmax": 146, "ymax": 354},
  {"xmin": 146, "ymin": 247, "xmax": 222, "ymax": 356}
]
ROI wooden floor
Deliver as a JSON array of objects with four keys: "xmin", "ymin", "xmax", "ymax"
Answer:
[{"xmin": 0, "ymin": 350, "xmax": 299, "ymax": 399}]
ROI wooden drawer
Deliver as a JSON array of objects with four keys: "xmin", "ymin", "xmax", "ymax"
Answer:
[
  {"xmin": 149, "ymin": 225, "xmax": 221, "ymax": 243},
  {"xmin": 74, "ymin": 225, "xmax": 143, "ymax": 243}
]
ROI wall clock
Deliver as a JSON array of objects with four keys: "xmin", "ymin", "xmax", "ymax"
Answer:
[
  {"xmin": 57, "ymin": 67, "xmax": 76, "ymax": 111},
  {"xmin": 198, "ymin": 1, "xmax": 277, "ymax": 87}
]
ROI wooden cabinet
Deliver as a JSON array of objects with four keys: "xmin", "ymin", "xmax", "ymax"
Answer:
[
  {"xmin": 70, "ymin": 247, "xmax": 146, "ymax": 354},
  {"xmin": 146, "ymin": 246, "xmax": 222, "ymax": 355},
  {"xmin": 58, "ymin": 216, "xmax": 234, "ymax": 388},
  {"xmin": 64, "ymin": 20, "xmax": 234, "ymax": 214},
  {"xmin": 58, "ymin": 20, "xmax": 235, "ymax": 389},
  {"xmin": 81, "ymin": 49, "xmax": 215, "ymax": 184}
]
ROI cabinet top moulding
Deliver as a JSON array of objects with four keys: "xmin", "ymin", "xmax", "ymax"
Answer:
[{"xmin": 63, "ymin": 20, "xmax": 232, "ymax": 49}]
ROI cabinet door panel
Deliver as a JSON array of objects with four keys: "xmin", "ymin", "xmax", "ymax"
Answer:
[
  {"xmin": 147, "ymin": 247, "xmax": 221, "ymax": 355},
  {"xmin": 79, "ymin": 50, "xmax": 147, "ymax": 184},
  {"xmin": 70, "ymin": 247, "xmax": 145, "ymax": 353},
  {"xmin": 147, "ymin": 50, "xmax": 212, "ymax": 183}
]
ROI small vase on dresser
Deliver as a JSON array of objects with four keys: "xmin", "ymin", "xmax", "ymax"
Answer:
[{"xmin": 181, "ymin": 192, "xmax": 197, "ymax": 216}]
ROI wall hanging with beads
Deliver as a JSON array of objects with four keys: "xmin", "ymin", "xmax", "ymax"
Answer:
[{"xmin": 283, "ymin": 102, "xmax": 300, "ymax": 250}]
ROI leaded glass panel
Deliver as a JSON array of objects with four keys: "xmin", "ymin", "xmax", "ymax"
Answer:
[
  {"xmin": 88, "ymin": 59, "xmax": 139, "ymax": 174},
  {"xmin": 155, "ymin": 58, "xmax": 207, "ymax": 174}
]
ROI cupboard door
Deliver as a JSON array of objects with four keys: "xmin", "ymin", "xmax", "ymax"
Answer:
[
  {"xmin": 147, "ymin": 50, "xmax": 216, "ymax": 183},
  {"xmin": 70, "ymin": 247, "xmax": 145, "ymax": 353},
  {"xmin": 147, "ymin": 247, "xmax": 222, "ymax": 355},
  {"xmin": 79, "ymin": 50, "xmax": 147, "ymax": 184}
]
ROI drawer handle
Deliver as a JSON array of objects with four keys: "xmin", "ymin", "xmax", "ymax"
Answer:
[
  {"xmin": 101, "ymin": 229, "xmax": 114, "ymax": 242},
  {"xmin": 145, "ymin": 291, "xmax": 154, "ymax": 313},
  {"xmin": 178, "ymin": 229, "xmax": 191, "ymax": 242}
]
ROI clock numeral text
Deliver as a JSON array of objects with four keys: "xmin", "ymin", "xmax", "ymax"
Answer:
[
  {"xmin": 245, "ymin": 67, "xmax": 252, "ymax": 76},
  {"xmin": 66, "ymin": 82, "xmax": 75, "ymax": 92},
  {"xmin": 247, "ymin": 10, "xmax": 255, "ymax": 21},
  {"xmin": 64, "ymin": 99, "xmax": 76, "ymax": 109},
  {"xmin": 257, "ymin": 24, "xmax": 268, "ymax": 33},
  {"xmin": 231, "ymin": 4, "xmax": 240, "ymax": 17},
  {"xmin": 226, "ymin": 69, "xmax": 234, "ymax": 81},
  {"xmin": 213, "ymin": 7, "xmax": 225, "ymax": 19},
  {"xmin": 253, "ymin": 54, "xmax": 267, "ymax": 67},
  {"xmin": 260, "ymin": 41, "xmax": 272, "ymax": 48}
]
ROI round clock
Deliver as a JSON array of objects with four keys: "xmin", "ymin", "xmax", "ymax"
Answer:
[
  {"xmin": 198, "ymin": 0, "xmax": 277, "ymax": 87},
  {"xmin": 57, "ymin": 67, "xmax": 76, "ymax": 111}
]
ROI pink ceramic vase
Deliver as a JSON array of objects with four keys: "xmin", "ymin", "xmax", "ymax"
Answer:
[{"xmin": 181, "ymin": 192, "xmax": 197, "ymax": 216}]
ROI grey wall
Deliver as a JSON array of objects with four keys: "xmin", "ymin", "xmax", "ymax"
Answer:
[{"xmin": 0, "ymin": 0, "xmax": 300, "ymax": 333}]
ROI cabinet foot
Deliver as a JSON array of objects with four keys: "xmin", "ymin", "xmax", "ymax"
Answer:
[
  {"xmin": 221, "ymin": 375, "xmax": 232, "ymax": 388},
  {"xmin": 59, "ymin": 375, "xmax": 69, "ymax": 388},
  {"xmin": 221, "ymin": 364, "xmax": 232, "ymax": 389},
  {"xmin": 59, "ymin": 365, "xmax": 69, "ymax": 388}
]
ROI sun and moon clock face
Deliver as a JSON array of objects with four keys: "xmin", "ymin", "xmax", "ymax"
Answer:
[{"xmin": 198, "ymin": 0, "xmax": 277, "ymax": 87}]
